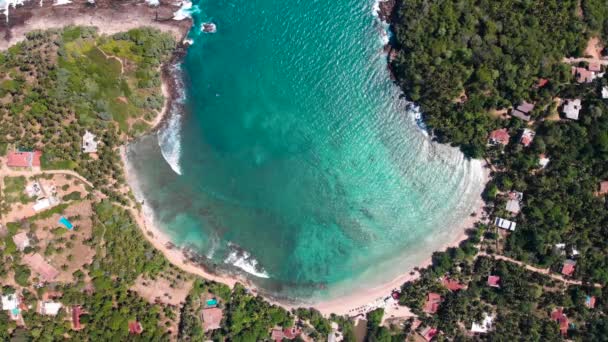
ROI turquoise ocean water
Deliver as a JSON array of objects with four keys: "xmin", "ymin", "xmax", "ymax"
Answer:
[{"xmin": 126, "ymin": 0, "xmax": 486, "ymax": 302}]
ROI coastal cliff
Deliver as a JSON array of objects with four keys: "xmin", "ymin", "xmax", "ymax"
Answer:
[{"xmin": 0, "ymin": 0, "xmax": 192, "ymax": 50}]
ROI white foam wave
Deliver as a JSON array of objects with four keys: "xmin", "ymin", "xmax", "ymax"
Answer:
[
  {"xmin": 173, "ymin": 0, "xmax": 192, "ymax": 20},
  {"xmin": 372, "ymin": 0, "xmax": 380, "ymax": 17},
  {"xmin": 224, "ymin": 246, "xmax": 270, "ymax": 278},
  {"xmin": 145, "ymin": 0, "xmax": 159, "ymax": 6},
  {"xmin": 53, "ymin": 0, "xmax": 70, "ymax": 5},
  {"xmin": 0, "ymin": 0, "xmax": 26, "ymax": 23},
  {"xmin": 158, "ymin": 112, "xmax": 183, "ymax": 175},
  {"xmin": 157, "ymin": 64, "xmax": 186, "ymax": 176},
  {"xmin": 407, "ymin": 103, "xmax": 429, "ymax": 136}
]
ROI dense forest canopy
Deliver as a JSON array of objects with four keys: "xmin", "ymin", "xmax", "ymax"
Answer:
[{"xmin": 391, "ymin": 0, "xmax": 588, "ymax": 156}]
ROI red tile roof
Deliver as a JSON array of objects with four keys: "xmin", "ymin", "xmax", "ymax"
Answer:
[
  {"xmin": 22, "ymin": 253, "xmax": 59, "ymax": 282},
  {"xmin": 271, "ymin": 329, "xmax": 284, "ymax": 341},
  {"xmin": 7, "ymin": 151, "xmax": 41, "ymax": 168},
  {"xmin": 585, "ymin": 296, "xmax": 596, "ymax": 309},
  {"xmin": 572, "ymin": 66, "xmax": 595, "ymax": 83},
  {"xmin": 72, "ymin": 306, "xmax": 83, "ymax": 330},
  {"xmin": 489, "ymin": 129, "xmax": 510, "ymax": 145},
  {"xmin": 487, "ymin": 275, "xmax": 501, "ymax": 288},
  {"xmin": 537, "ymin": 78, "xmax": 549, "ymax": 88},
  {"xmin": 202, "ymin": 307, "xmax": 223, "ymax": 331},
  {"xmin": 551, "ymin": 307, "xmax": 569, "ymax": 336},
  {"xmin": 420, "ymin": 327, "xmax": 438, "ymax": 342},
  {"xmin": 599, "ymin": 181, "xmax": 608, "ymax": 195},
  {"xmin": 128, "ymin": 321, "xmax": 143, "ymax": 335},
  {"xmin": 442, "ymin": 278, "xmax": 466, "ymax": 292},
  {"xmin": 423, "ymin": 293, "xmax": 442, "ymax": 314},
  {"xmin": 283, "ymin": 327, "xmax": 301, "ymax": 339},
  {"xmin": 561, "ymin": 260, "xmax": 576, "ymax": 277},
  {"xmin": 588, "ymin": 62, "xmax": 601, "ymax": 72}
]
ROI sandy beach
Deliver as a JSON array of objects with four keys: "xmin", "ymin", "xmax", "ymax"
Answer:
[
  {"xmin": 1, "ymin": 0, "xmax": 493, "ymax": 319},
  {"xmin": 122, "ymin": 130, "xmax": 489, "ymax": 317}
]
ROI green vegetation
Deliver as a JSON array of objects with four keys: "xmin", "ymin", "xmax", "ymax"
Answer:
[
  {"xmin": 391, "ymin": 0, "xmax": 586, "ymax": 157},
  {"xmin": 2, "ymin": 176, "xmax": 30, "ymax": 205},
  {"xmin": 90, "ymin": 201, "xmax": 167, "ymax": 286},
  {"xmin": 387, "ymin": 0, "xmax": 608, "ymax": 339},
  {"xmin": 0, "ymin": 26, "xmax": 176, "ymax": 203}
]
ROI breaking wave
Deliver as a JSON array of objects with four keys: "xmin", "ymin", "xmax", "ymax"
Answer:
[
  {"xmin": 158, "ymin": 112, "xmax": 183, "ymax": 175},
  {"xmin": 224, "ymin": 244, "xmax": 270, "ymax": 278},
  {"xmin": 157, "ymin": 64, "xmax": 186, "ymax": 176}
]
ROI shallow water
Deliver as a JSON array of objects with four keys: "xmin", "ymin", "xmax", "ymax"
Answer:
[{"xmin": 126, "ymin": 0, "xmax": 485, "ymax": 301}]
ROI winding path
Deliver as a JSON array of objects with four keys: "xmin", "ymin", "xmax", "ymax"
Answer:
[
  {"xmin": 478, "ymin": 251, "xmax": 603, "ymax": 288},
  {"xmin": 0, "ymin": 166, "xmax": 94, "ymax": 188}
]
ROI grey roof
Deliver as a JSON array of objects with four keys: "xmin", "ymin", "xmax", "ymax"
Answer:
[
  {"xmin": 511, "ymin": 110, "xmax": 531, "ymax": 121},
  {"xmin": 506, "ymin": 199, "xmax": 521, "ymax": 214},
  {"xmin": 517, "ymin": 102, "xmax": 535, "ymax": 114}
]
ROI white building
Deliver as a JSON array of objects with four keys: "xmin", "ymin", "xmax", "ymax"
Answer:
[
  {"xmin": 33, "ymin": 198, "xmax": 51, "ymax": 212},
  {"xmin": 539, "ymin": 154, "xmax": 550, "ymax": 169},
  {"xmin": 563, "ymin": 99, "xmax": 582, "ymax": 120},
  {"xmin": 12, "ymin": 232, "xmax": 30, "ymax": 251},
  {"xmin": 471, "ymin": 314, "xmax": 494, "ymax": 333},
  {"xmin": 494, "ymin": 217, "xmax": 516, "ymax": 231},
  {"xmin": 1, "ymin": 294, "xmax": 20, "ymax": 319},
  {"xmin": 39, "ymin": 301, "xmax": 62, "ymax": 316},
  {"xmin": 82, "ymin": 130, "xmax": 98, "ymax": 154},
  {"xmin": 602, "ymin": 86, "xmax": 608, "ymax": 99}
]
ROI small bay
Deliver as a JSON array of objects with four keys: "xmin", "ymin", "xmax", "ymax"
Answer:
[{"xmin": 126, "ymin": 0, "xmax": 485, "ymax": 301}]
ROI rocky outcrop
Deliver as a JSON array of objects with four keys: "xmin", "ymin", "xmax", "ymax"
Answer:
[{"xmin": 0, "ymin": 0, "xmax": 193, "ymax": 50}]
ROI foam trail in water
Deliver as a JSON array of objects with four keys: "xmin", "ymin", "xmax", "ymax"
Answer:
[
  {"xmin": 224, "ymin": 244, "xmax": 270, "ymax": 278},
  {"xmin": 157, "ymin": 64, "xmax": 186, "ymax": 176},
  {"xmin": 158, "ymin": 113, "xmax": 183, "ymax": 175}
]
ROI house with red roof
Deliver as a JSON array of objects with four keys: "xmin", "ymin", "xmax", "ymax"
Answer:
[
  {"xmin": 588, "ymin": 62, "xmax": 602, "ymax": 72},
  {"xmin": 6, "ymin": 151, "xmax": 42, "ymax": 168},
  {"xmin": 128, "ymin": 320, "xmax": 143, "ymax": 335},
  {"xmin": 487, "ymin": 275, "xmax": 501, "ymax": 288},
  {"xmin": 520, "ymin": 129, "xmax": 535, "ymax": 147},
  {"xmin": 536, "ymin": 78, "xmax": 549, "ymax": 88},
  {"xmin": 488, "ymin": 129, "xmax": 510, "ymax": 146},
  {"xmin": 71, "ymin": 306, "xmax": 84, "ymax": 330},
  {"xmin": 423, "ymin": 293, "xmax": 442, "ymax": 314},
  {"xmin": 282, "ymin": 327, "xmax": 301, "ymax": 339},
  {"xmin": 597, "ymin": 181, "xmax": 608, "ymax": 196},
  {"xmin": 420, "ymin": 326, "xmax": 438, "ymax": 342},
  {"xmin": 572, "ymin": 66, "xmax": 595, "ymax": 83},
  {"xmin": 511, "ymin": 102, "xmax": 535, "ymax": 121},
  {"xmin": 202, "ymin": 307, "xmax": 223, "ymax": 332},
  {"xmin": 271, "ymin": 329, "xmax": 284, "ymax": 341},
  {"xmin": 442, "ymin": 277, "xmax": 466, "ymax": 292},
  {"xmin": 561, "ymin": 259, "xmax": 576, "ymax": 277},
  {"xmin": 551, "ymin": 307, "xmax": 569, "ymax": 336},
  {"xmin": 585, "ymin": 296, "xmax": 596, "ymax": 309}
]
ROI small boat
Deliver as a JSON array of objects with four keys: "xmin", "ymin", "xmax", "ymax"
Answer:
[{"xmin": 202, "ymin": 22, "xmax": 217, "ymax": 33}]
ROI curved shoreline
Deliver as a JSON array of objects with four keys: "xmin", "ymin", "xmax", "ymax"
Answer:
[
  {"xmin": 123, "ymin": 141, "xmax": 488, "ymax": 316},
  {"xmin": 1, "ymin": 0, "xmax": 492, "ymax": 318}
]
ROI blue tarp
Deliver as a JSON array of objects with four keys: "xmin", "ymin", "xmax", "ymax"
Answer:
[{"xmin": 59, "ymin": 216, "xmax": 73, "ymax": 230}]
